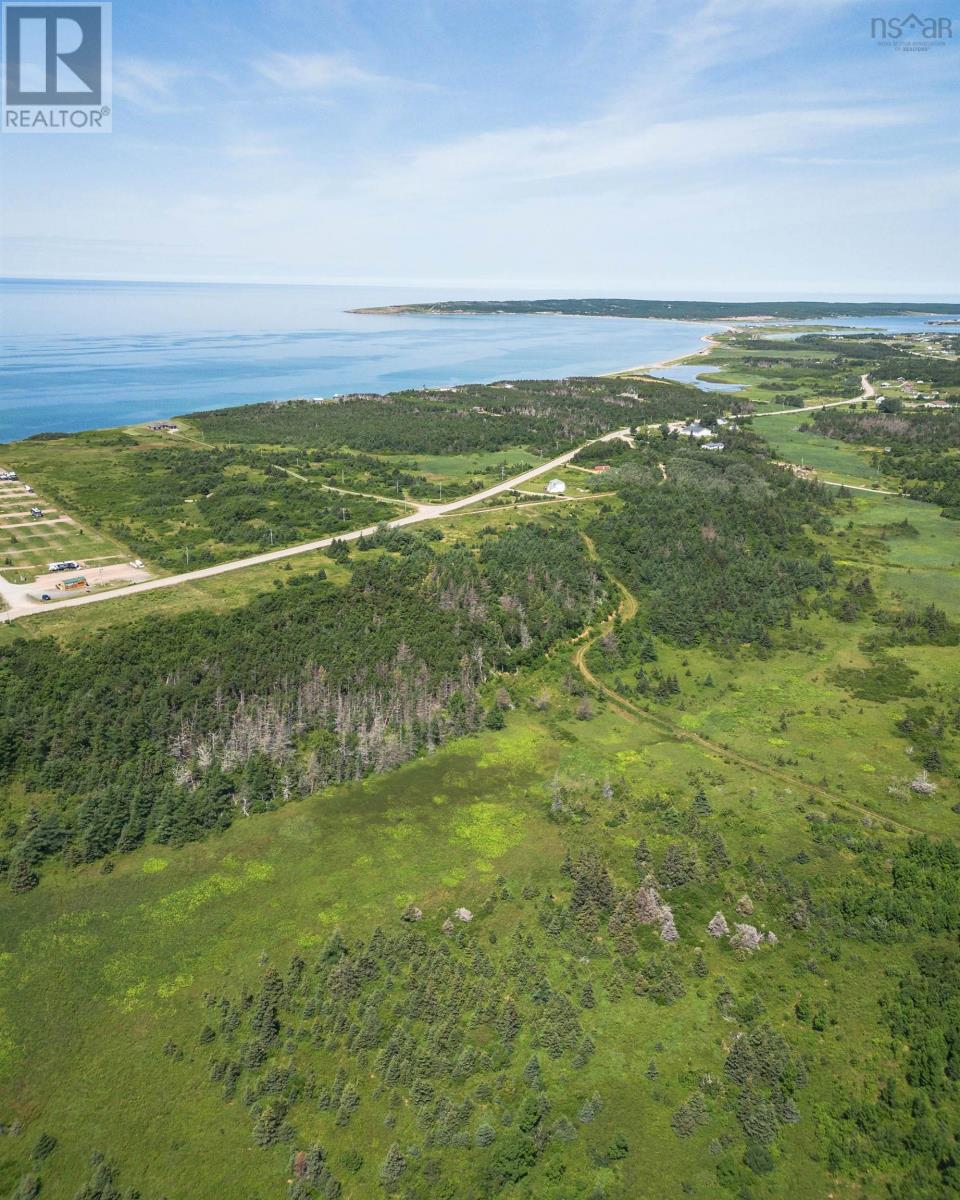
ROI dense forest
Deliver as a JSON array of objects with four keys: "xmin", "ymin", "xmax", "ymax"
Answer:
[
  {"xmin": 807, "ymin": 408, "xmax": 960, "ymax": 515},
  {"xmin": 0, "ymin": 523, "xmax": 605, "ymax": 888},
  {"xmin": 183, "ymin": 377, "xmax": 735, "ymax": 455},
  {"xmin": 587, "ymin": 435, "xmax": 835, "ymax": 650}
]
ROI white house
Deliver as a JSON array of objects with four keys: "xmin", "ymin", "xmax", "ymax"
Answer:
[
  {"xmin": 678, "ymin": 422, "xmax": 714, "ymax": 439},
  {"xmin": 545, "ymin": 478, "xmax": 567, "ymax": 495}
]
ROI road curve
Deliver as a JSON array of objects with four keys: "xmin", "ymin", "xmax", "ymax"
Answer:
[
  {"xmin": 0, "ymin": 430, "xmax": 629, "ymax": 624},
  {"xmin": 752, "ymin": 373, "xmax": 876, "ymax": 419}
]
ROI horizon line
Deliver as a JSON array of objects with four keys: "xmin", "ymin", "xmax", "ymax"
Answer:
[{"xmin": 3, "ymin": 275, "xmax": 960, "ymax": 304}]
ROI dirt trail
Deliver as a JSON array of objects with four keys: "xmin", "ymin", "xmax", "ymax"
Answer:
[
  {"xmin": 0, "ymin": 429, "xmax": 631, "ymax": 623},
  {"xmin": 272, "ymin": 463, "xmax": 424, "ymax": 510},
  {"xmin": 571, "ymin": 555, "xmax": 928, "ymax": 838}
]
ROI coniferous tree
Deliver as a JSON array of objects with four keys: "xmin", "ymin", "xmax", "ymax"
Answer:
[
  {"xmin": 9, "ymin": 858, "xmax": 39, "ymax": 893},
  {"xmin": 379, "ymin": 1143, "xmax": 406, "ymax": 1188}
]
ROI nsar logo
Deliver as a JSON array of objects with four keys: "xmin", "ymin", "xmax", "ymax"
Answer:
[{"xmin": 870, "ymin": 13, "xmax": 953, "ymax": 49}]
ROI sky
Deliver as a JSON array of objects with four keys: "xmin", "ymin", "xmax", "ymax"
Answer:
[{"xmin": 1, "ymin": 0, "xmax": 959, "ymax": 295}]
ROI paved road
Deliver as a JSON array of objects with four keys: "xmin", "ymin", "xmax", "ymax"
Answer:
[
  {"xmin": 0, "ymin": 431, "xmax": 627, "ymax": 624},
  {"xmin": 751, "ymin": 373, "xmax": 898, "ymax": 496},
  {"xmin": 819, "ymin": 480, "xmax": 898, "ymax": 496},
  {"xmin": 752, "ymin": 373, "xmax": 876, "ymax": 419}
]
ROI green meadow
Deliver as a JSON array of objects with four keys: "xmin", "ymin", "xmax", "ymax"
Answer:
[
  {"xmin": 752, "ymin": 410, "xmax": 885, "ymax": 486},
  {"xmin": 1, "ymin": 336, "xmax": 959, "ymax": 1200},
  {"xmin": 0, "ymin": 701, "xmax": 919, "ymax": 1200}
]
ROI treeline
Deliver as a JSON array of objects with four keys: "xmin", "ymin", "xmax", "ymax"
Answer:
[
  {"xmin": 0, "ymin": 524, "xmax": 604, "ymax": 889},
  {"xmin": 589, "ymin": 438, "xmax": 836, "ymax": 649},
  {"xmin": 183, "ymin": 376, "xmax": 736, "ymax": 457},
  {"xmin": 808, "ymin": 408, "xmax": 960, "ymax": 515},
  {"xmin": 359, "ymin": 299, "xmax": 960, "ymax": 320}
]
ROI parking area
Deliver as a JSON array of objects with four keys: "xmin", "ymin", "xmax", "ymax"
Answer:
[
  {"xmin": 31, "ymin": 562, "xmax": 153, "ymax": 599},
  {"xmin": 0, "ymin": 476, "xmax": 148, "ymax": 587}
]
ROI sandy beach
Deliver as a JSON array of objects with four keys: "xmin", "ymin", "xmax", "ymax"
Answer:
[{"xmin": 606, "ymin": 326, "xmax": 730, "ymax": 377}]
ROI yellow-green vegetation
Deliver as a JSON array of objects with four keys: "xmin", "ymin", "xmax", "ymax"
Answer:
[
  {"xmin": 1, "ymin": 333, "xmax": 959, "ymax": 1200},
  {"xmin": 755, "ymin": 410, "xmax": 885, "ymax": 487},
  {"xmin": 0, "ymin": 702, "xmax": 939, "ymax": 1200},
  {"xmin": 373, "ymin": 446, "xmax": 537, "ymax": 495}
]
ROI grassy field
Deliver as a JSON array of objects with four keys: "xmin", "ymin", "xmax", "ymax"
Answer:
[
  {"xmin": 586, "ymin": 485, "xmax": 959, "ymax": 837},
  {"xmin": 683, "ymin": 341, "xmax": 864, "ymax": 411},
  {"xmin": 1, "ymin": 483, "xmax": 955, "ymax": 1196},
  {"xmin": 375, "ymin": 446, "xmax": 537, "ymax": 493},
  {"xmin": 0, "ymin": 480, "xmax": 134, "ymax": 584},
  {"xmin": 0, "ymin": 548, "xmax": 352, "ymax": 646},
  {"xmin": 1, "ymin": 344, "xmax": 958, "ymax": 1200},
  {"xmin": 752, "ymin": 410, "xmax": 885, "ymax": 486},
  {"xmin": 0, "ymin": 698, "xmax": 914, "ymax": 1200}
]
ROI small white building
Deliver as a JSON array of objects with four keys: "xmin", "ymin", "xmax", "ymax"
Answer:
[
  {"xmin": 702, "ymin": 441, "xmax": 725, "ymax": 452},
  {"xmin": 545, "ymin": 478, "xmax": 566, "ymax": 495}
]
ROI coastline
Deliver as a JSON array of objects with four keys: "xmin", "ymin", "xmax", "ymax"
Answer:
[
  {"xmin": 604, "ymin": 327, "xmax": 730, "ymax": 376},
  {"xmin": 0, "ymin": 320, "xmax": 730, "ymax": 444},
  {"xmin": 1, "ymin": 312, "xmax": 729, "ymax": 442}
]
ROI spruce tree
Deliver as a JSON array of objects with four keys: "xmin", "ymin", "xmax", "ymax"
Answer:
[
  {"xmin": 9, "ymin": 858, "xmax": 39, "ymax": 893},
  {"xmin": 379, "ymin": 1143, "xmax": 406, "ymax": 1188}
]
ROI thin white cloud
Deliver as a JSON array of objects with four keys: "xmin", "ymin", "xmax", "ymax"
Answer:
[
  {"xmin": 113, "ymin": 58, "xmax": 190, "ymax": 109},
  {"xmin": 254, "ymin": 52, "xmax": 432, "ymax": 94},
  {"xmin": 369, "ymin": 104, "xmax": 918, "ymax": 197}
]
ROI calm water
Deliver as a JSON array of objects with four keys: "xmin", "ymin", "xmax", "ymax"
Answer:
[
  {"xmin": 648, "ymin": 364, "xmax": 742, "ymax": 392},
  {"xmin": 0, "ymin": 280, "xmax": 726, "ymax": 441},
  {"xmin": 648, "ymin": 314, "xmax": 953, "ymax": 393},
  {"xmin": 1, "ymin": 283, "xmax": 952, "ymax": 442}
]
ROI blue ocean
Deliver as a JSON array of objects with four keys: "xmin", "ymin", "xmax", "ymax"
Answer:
[
  {"xmin": 0, "ymin": 280, "xmax": 729, "ymax": 442},
  {"xmin": 0, "ymin": 281, "xmax": 951, "ymax": 442}
]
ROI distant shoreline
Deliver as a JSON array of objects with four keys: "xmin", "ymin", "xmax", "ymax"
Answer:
[{"xmin": 350, "ymin": 300, "xmax": 960, "ymax": 320}]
